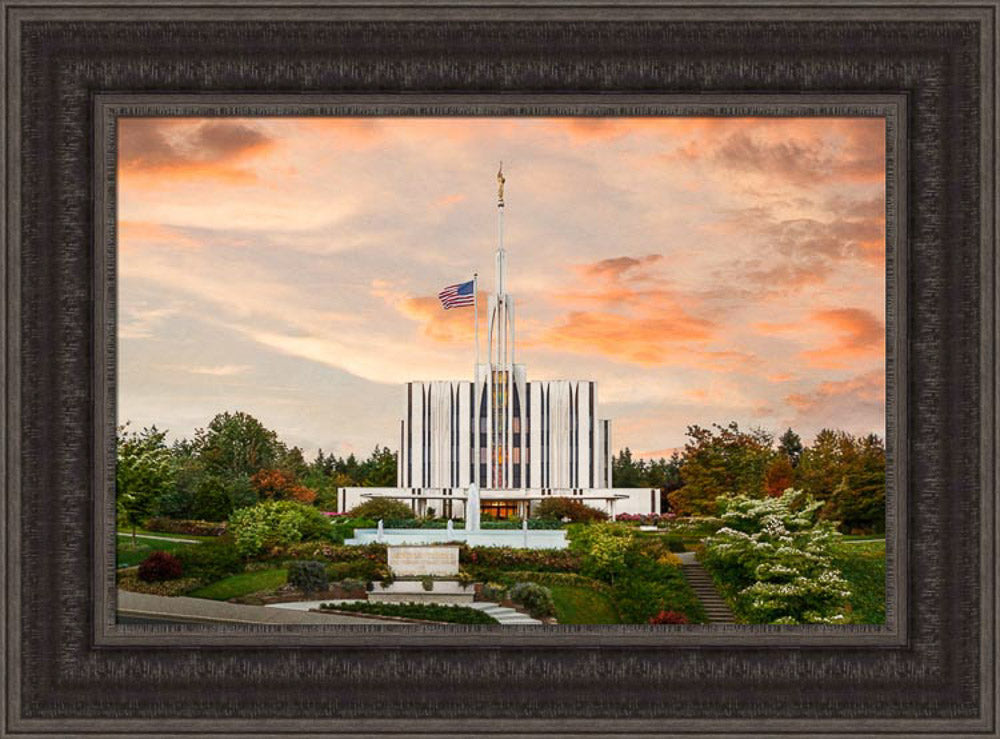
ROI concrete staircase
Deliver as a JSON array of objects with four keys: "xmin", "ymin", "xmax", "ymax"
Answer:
[
  {"xmin": 467, "ymin": 601, "xmax": 543, "ymax": 625},
  {"xmin": 681, "ymin": 562, "xmax": 736, "ymax": 624}
]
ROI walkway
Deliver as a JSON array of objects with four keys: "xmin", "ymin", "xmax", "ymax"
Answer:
[
  {"xmin": 676, "ymin": 552, "xmax": 736, "ymax": 624},
  {"xmin": 117, "ymin": 590, "xmax": 384, "ymax": 624},
  {"xmin": 117, "ymin": 532, "xmax": 202, "ymax": 544},
  {"xmin": 268, "ymin": 599, "xmax": 543, "ymax": 625}
]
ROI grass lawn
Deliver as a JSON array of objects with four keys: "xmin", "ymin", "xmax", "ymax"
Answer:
[
  {"xmin": 187, "ymin": 569, "xmax": 288, "ymax": 601},
  {"xmin": 547, "ymin": 584, "xmax": 621, "ymax": 624},
  {"xmin": 833, "ymin": 539, "xmax": 886, "ymax": 624},
  {"xmin": 116, "ymin": 534, "xmax": 199, "ymax": 568}
]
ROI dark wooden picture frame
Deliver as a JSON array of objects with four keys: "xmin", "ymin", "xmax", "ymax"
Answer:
[{"xmin": 2, "ymin": 1, "xmax": 997, "ymax": 735}]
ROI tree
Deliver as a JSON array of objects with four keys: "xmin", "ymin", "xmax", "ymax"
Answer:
[
  {"xmin": 117, "ymin": 424, "xmax": 175, "ymax": 544},
  {"xmin": 359, "ymin": 445, "xmax": 397, "ymax": 487},
  {"xmin": 763, "ymin": 455, "xmax": 796, "ymax": 497},
  {"xmin": 612, "ymin": 447, "xmax": 647, "ymax": 488},
  {"xmin": 667, "ymin": 423, "xmax": 776, "ymax": 515},
  {"xmin": 251, "ymin": 468, "xmax": 317, "ymax": 504},
  {"xmin": 348, "ymin": 497, "xmax": 414, "ymax": 520},
  {"xmin": 647, "ymin": 452, "xmax": 683, "ymax": 512},
  {"xmin": 796, "ymin": 429, "xmax": 858, "ymax": 503},
  {"xmin": 533, "ymin": 496, "xmax": 608, "ymax": 523},
  {"xmin": 824, "ymin": 434, "xmax": 886, "ymax": 533},
  {"xmin": 778, "ymin": 428, "xmax": 804, "ymax": 467},
  {"xmin": 194, "ymin": 411, "xmax": 286, "ymax": 481}
]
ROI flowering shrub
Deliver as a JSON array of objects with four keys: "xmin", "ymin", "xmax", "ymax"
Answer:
[
  {"xmin": 458, "ymin": 545, "xmax": 582, "ymax": 574},
  {"xmin": 228, "ymin": 500, "xmax": 334, "ymax": 557},
  {"xmin": 700, "ymin": 489, "xmax": 852, "ymax": 624},
  {"xmin": 648, "ymin": 610, "xmax": 689, "ymax": 625},
  {"xmin": 137, "ymin": 551, "xmax": 183, "ymax": 582},
  {"xmin": 281, "ymin": 541, "xmax": 388, "ymax": 565}
]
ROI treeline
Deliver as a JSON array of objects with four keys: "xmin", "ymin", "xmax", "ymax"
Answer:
[
  {"xmin": 117, "ymin": 411, "xmax": 396, "ymax": 525},
  {"xmin": 613, "ymin": 422, "xmax": 886, "ymax": 534},
  {"xmin": 117, "ymin": 411, "xmax": 886, "ymax": 534}
]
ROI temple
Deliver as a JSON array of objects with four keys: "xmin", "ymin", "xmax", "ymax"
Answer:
[{"xmin": 338, "ymin": 167, "xmax": 658, "ymax": 519}]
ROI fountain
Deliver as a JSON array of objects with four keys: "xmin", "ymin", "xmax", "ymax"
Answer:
[{"xmin": 343, "ymin": 482, "xmax": 568, "ymax": 549}]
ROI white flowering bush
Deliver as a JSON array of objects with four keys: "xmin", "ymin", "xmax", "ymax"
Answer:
[{"xmin": 700, "ymin": 489, "xmax": 851, "ymax": 624}]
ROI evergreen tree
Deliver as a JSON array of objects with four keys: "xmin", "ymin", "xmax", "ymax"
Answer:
[{"xmin": 778, "ymin": 428, "xmax": 804, "ymax": 467}]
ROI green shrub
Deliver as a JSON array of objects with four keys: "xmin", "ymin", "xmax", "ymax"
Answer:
[
  {"xmin": 137, "ymin": 551, "xmax": 183, "ymax": 582},
  {"xmin": 143, "ymin": 517, "xmax": 227, "ymax": 536},
  {"xmin": 480, "ymin": 582, "xmax": 508, "ymax": 602},
  {"xmin": 568, "ymin": 522, "xmax": 636, "ymax": 584},
  {"xmin": 347, "ymin": 498, "xmax": 414, "ymax": 521},
  {"xmin": 320, "ymin": 601, "xmax": 498, "ymax": 624},
  {"xmin": 326, "ymin": 559, "xmax": 380, "ymax": 581},
  {"xmin": 174, "ymin": 538, "xmax": 244, "ymax": 582},
  {"xmin": 287, "ymin": 560, "xmax": 329, "ymax": 594},
  {"xmin": 337, "ymin": 578, "xmax": 367, "ymax": 594},
  {"xmin": 533, "ymin": 497, "xmax": 608, "ymax": 523},
  {"xmin": 228, "ymin": 500, "xmax": 333, "ymax": 557},
  {"xmin": 664, "ymin": 535, "xmax": 687, "ymax": 553},
  {"xmin": 508, "ymin": 582, "xmax": 556, "ymax": 618}
]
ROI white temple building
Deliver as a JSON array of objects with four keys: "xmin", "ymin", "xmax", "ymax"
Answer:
[{"xmin": 338, "ymin": 168, "xmax": 658, "ymax": 519}]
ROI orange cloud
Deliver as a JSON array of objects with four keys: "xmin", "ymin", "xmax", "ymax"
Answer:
[
  {"xmin": 118, "ymin": 220, "xmax": 200, "ymax": 251},
  {"xmin": 118, "ymin": 118, "xmax": 275, "ymax": 184},
  {"xmin": 800, "ymin": 308, "xmax": 884, "ymax": 368},
  {"xmin": 786, "ymin": 369, "xmax": 885, "ymax": 415},
  {"xmin": 435, "ymin": 193, "xmax": 467, "ymax": 208},
  {"xmin": 675, "ymin": 117, "xmax": 885, "ymax": 186},
  {"xmin": 391, "ymin": 292, "xmax": 488, "ymax": 344}
]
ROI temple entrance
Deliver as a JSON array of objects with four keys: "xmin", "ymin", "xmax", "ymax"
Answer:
[{"xmin": 480, "ymin": 501, "xmax": 519, "ymax": 520}]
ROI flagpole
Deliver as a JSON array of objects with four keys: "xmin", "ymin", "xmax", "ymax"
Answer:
[{"xmin": 474, "ymin": 272, "xmax": 479, "ymax": 370}]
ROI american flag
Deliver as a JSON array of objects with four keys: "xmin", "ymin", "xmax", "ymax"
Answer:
[{"xmin": 438, "ymin": 279, "xmax": 475, "ymax": 309}]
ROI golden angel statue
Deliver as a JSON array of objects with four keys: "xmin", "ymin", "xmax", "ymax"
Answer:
[{"xmin": 497, "ymin": 163, "xmax": 505, "ymax": 203}]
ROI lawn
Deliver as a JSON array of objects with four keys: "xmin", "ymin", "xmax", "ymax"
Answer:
[
  {"xmin": 547, "ymin": 584, "xmax": 621, "ymax": 624},
  {"xmin": 116, "ymin": 534, "xmax": 199, "ymax": 568},
  {"xmin": 186, "ymin": 569, "xmax": 288, "ymax": 600},
  {"xmin": 833, "ymin": 539, "xmax": 886, "ymax": 624}
]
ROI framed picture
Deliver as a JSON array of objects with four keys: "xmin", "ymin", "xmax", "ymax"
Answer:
[{"xmin": 3, "ymin": 1, "xmax": 996, "ymax": 736}]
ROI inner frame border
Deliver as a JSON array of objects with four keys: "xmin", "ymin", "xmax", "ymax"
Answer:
[{"xmin": 93, "ymin": 93, "xmax": 907, "ymax": 649}]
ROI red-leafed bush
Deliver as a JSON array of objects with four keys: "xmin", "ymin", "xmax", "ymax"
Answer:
[
  {"xmin": 533, "ymin": 497, "xmax": 608, "ymax": 523},
  {"xmin": 138, "ymin": 550, "xmax": 184, "ymax": 582},
  {"xmin": 648, "ymin": 610, "xmax": 689, "ymax": 625}
]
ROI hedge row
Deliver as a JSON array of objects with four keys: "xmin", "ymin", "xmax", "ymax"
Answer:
[{"xmin": 143, "ymin": 517, "xmax": 227, "ymax": 537}]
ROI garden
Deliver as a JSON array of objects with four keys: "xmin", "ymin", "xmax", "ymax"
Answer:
[{"xmin": 116, "ymin": 411, "xmax": 887, "ymax": 625}]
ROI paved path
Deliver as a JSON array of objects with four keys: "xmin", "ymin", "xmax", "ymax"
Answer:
[
  {"xmin": 117, "ymin": 532, "xmax": 202, "ymax": 544},
  {"xmin": 268, "ymin": 599, "xmax": 543, "ymax": 625},
  {"xmin": 117, "ymin": 590, "xmax": 384, "ymax": 624}
]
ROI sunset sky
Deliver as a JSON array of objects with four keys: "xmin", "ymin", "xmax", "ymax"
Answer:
[{"xmin": 118, "ymin": 116, "xmax": 886, "ymax": 460}]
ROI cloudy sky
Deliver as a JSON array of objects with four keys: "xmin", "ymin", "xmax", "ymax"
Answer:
[{"xmin": 118, "ymin": 116, "xmax": 885, "ymax": 460}]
